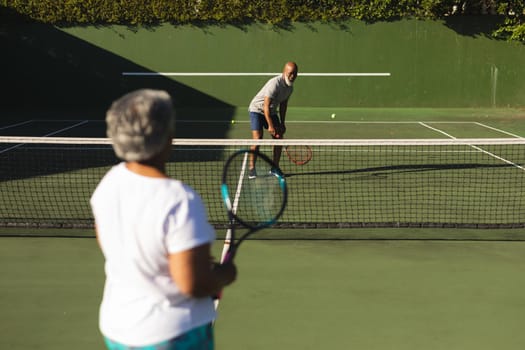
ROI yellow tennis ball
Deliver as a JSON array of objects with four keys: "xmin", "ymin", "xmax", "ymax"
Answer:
[
  {"xmin": 231, "ymin": 119, "xmax": 235, "ymax": 124},
  {"xmin": 331, "ymin": 114, "xmax": 336, "ymax": 119}
]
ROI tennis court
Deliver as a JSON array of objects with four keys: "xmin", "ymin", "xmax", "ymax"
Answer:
[{"xmin": 2, "ymin": 107, "xmax": 525, "ymax": 349}]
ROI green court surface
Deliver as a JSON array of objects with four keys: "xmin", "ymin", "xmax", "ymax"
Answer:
[
  {"xmin": 3, "ymin": 107, "xmax": 525, "ymax": 138},
  {"xmin": 215, "ymin": 239, "xmax": 525, "ymax": 350},
  {"xmin": 224, "ymin": 107, "xmax": 525, "ymax": 139},
  {"xmin": 2, "ymin": 107, "xmax": 525, "ymax": 349},
  {"xmin": 1, "ymin": 236, "xmax": 525, "ymax": 350}
]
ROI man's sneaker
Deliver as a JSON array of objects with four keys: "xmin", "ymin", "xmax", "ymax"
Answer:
[{"xmin": 248, "ymin": 168, "xmax": 257, "ymax": 179}]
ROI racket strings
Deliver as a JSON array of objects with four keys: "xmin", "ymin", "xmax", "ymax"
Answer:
[
  {"xmin": 224, "ymin": 154, "xmax": 285, "ymax": 225},
  {"xmin": 285, "ymin": 145, "xmax": 313, "ymax": 165}
]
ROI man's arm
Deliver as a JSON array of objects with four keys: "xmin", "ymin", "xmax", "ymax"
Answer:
[
  {"xmin": 279, "ymin": 99, "xmax": 288, "ymax": 135},
  {"xmin": 264, "ymin": 96, "xmax": 276, "ymax": 136}
]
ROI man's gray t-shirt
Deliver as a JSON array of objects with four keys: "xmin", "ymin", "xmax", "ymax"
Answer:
[{"xmin": 248, "ymin": 75, "xmax": 293, "ymax": 115}]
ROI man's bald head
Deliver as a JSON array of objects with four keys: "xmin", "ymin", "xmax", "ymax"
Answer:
[{"xmin": 282, "ymin": 62, "xmax": 298, "ymax": 86}]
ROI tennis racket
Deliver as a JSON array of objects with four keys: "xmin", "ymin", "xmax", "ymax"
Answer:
[
  {"xmin": 219, "ymin": 149, "xmax": 287, "ymax": 265},
  {"xmin": 214, "ymin": 150, "xmax": 287, "ymax": 306},
  {"xmin": 284, "ymin": 145, "xmax": 313, "ymax": 165}
]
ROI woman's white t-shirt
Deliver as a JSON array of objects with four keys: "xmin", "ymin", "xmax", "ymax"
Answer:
[{"xmin": 90, "ymin": 163, "xmax": 216, "ymax": 346}]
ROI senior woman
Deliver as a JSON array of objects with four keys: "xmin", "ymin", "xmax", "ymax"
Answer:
[{"xmin": 91, "ymin": 89, "xmax": 237, "ymax": 350}]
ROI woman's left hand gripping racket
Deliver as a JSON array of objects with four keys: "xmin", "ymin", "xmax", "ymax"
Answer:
[{"xmin": 215, "ymin": 149, "xmax": 287, "ymax": 302}]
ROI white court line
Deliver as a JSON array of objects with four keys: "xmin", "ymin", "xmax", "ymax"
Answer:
[
  {"xmin": 418, "ymin": 122, "xmax": 457, "ymax": 139},
  {"xmin": 296, "ymin": 121, "xmax": 484, "ymax": 124},
  {"xmin": 178, "ymin": 120, "xmax": 491, "ymax": 125},
  {"xmin": 42, "ymin": 120, "xmax": 89, "ymax": 137},
  {"xmin": 220, "ymin": 152, "xmax": 248, "ymax": 263},
  {"xmin": 474, "ymin": 122, "xmax": 524, "ymax": 139},
  {"xmin": 22, "ymin": 118, "xmax": 485, "ymax": 125},
  {"xmin": 177, "ymin": 120, "xmax": 425, "ymax": 124},
  {"xmin": 30, "ymin": 119, "xmax": 103, "ymax": 123},
  {"xmin": 122, "ymin": 72, "xmax": 391, "ymax": 77},
  {"xmin": 470, "ymin": 145, "xmax": 525, "ymax": 171},
  {"xmin": 0, "ymin": 120, "xmax": 34, "ymax": 130},
  {"xmin": 214, "ymin": 152, "xmax": 248, "ymax": 311},
  {"xmin": 418, "ymin": 122, "xmax": 525, "ymax": 171},
  {"xmin": 0, "ymin": 120, "xmax": 89, "ymax": 154}
]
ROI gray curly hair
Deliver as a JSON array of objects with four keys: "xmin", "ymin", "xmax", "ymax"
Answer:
[{"xmin": 106, "ymin": 89, "xmax": 175, "ymax": 162}]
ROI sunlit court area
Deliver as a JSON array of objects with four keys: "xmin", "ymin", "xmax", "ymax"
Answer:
[{"xmin": 2, "ymin": 2, "xmax": 525, "ymax": 350}]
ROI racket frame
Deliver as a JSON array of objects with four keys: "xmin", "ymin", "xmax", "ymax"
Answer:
[
  {"xmin": 220, "ymin": 149, "xmax": 287, "ymax": 263},
  {"xmin": 284, "ymin": 144, "xmax": 313, "ymax": 165},
  {"xmin": 214, "ymin": 149, "xmax": 287, "ymax": 308}
]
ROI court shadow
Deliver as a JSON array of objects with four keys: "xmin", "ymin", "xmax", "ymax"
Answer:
[
  {"xmin": 285, "ymin": 162, "xmax": 521, "ymax": 178},
  {"xmin": 0, "ymin": 7, "xmax": 234, "ymax": 138}
]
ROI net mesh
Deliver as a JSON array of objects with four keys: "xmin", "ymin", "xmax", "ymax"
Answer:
[
  {"xmin": 1, "ymin": 137, "xmax": 524, "ymax": 229},
  {"xmin": 223, "ymin": 150, "xmax": 286, "ymax": 226},
  {"xmin": 285, "ymin": 145, "xmax": 312, "ymax": 165}
]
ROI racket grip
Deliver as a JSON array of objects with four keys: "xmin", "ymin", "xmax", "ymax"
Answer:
[
  {"xmin": 213, "ymin": 251, "xmax": 234, "ymax": 300},
  {"xmin": 221, "ymin": 251, "xmax": 233, "ymax": 264},
  {"xmin": 213, "ymin": 291, "xmax": 223, "ymax": 300}
]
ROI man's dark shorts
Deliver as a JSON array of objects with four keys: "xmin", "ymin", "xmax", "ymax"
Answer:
[{"xmin": 249, "ymin": 112, "xmax": 281, "ymax": 131}]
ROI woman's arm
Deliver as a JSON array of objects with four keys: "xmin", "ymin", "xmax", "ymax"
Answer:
[{"xmin": 169, "ymin": 243, "xmax": 237, "ymax": 298}]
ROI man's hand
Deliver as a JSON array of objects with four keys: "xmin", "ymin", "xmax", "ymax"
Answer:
[
  {"xmin": 268, "ymin": 125, "xmax": 276, "ymax": 137},
  {"xmin": 273, "ymin": 124, "xmax": 285, "ymax": 139}
]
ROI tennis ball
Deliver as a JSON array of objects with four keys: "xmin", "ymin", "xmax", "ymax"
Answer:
[
  {"xmin": 231, "ymin": 119, "xmax": 235, "ymax": 124},
  {"xmin": 331, "ymin": 113, "xmax": 336, "ymax": 119}
]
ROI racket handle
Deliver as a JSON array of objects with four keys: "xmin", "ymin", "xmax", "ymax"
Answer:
[
  {"xmin": 213, "ymin": 251, "xmax": 235, "ymax": 300},
  {"xmin": 221, "ymin": 250, "xmax": 233, "ymax": 264}
]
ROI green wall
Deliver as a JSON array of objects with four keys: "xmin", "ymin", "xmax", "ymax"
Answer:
[
  {"xmin": 4, "ymin": 16, "xmax": 525, "ymax": 113},
  {"xmin": 62, "ymin": 18, "xmax": 525, "ymax": 108}
]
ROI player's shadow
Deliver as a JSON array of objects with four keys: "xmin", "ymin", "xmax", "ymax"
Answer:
[
  {"xmin": 0, "ymin": 7, "xmax": 234, "ymax": 138},
  {"xmin": 284, "ymin": 162, "xmax": 521, "ymax": 178}
]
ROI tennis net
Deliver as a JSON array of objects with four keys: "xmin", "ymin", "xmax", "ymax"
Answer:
[{"xmin": 1, "ymin": 137, "xmax": 524, "ymax": 229}]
